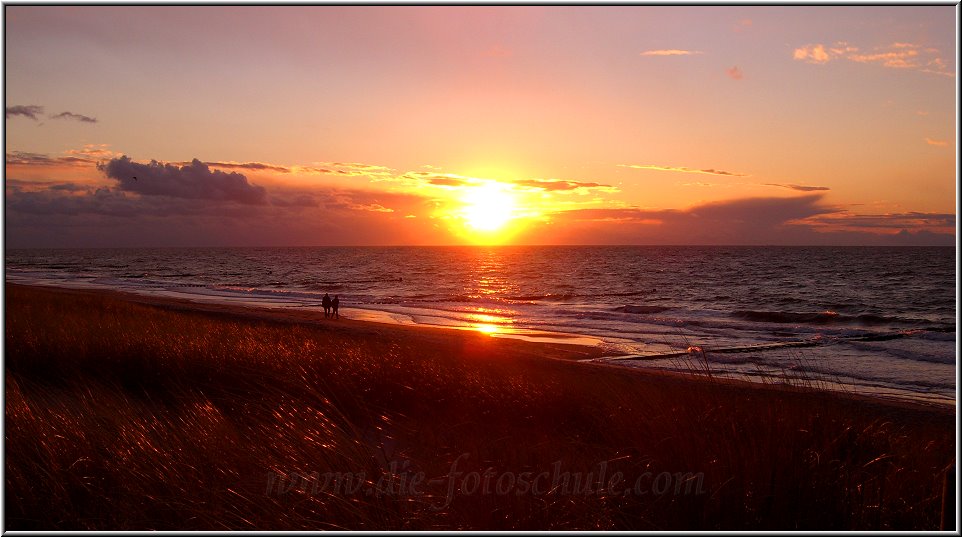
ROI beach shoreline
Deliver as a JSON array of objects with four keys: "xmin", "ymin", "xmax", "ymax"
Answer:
[
  {"xmin": 7, "ymin": 245, "xmax": 955, "ymax": 407},
  {"xmin": 6, "ymin": 282, "xmax": 953, "ymax": 417}
]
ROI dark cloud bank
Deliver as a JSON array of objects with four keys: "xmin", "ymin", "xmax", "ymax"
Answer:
[
  {"xmin": 6, "ymin": 155, "xmax": 438, "ymax": 247},
  {"xmin": 4, "ymin": 155, "xmax": 955, "ymax": 248},
  {"xmin": 513, "ymin": 194, "xmax": 955, "ymax": 247}
]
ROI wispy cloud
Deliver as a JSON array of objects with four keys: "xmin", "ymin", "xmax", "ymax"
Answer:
[
  {"xmin": 5, "ymin": 151, "xmax": 97, "ymax": 166},
  {"xmin": 305, "ymin": 162, "xmax": 395, "ymax": 178},
  {"xmin": 399, "ymin": 171, "xmax": 472, "ymax": 188},
  {"xmin": 6, "ymin": 105, "xmax": 45, "ymax": 120},
  {"xmin": 178, "ymin": 160, "xmax": 292, "ymax": 173},
  {"xmin": 925, "ymin": 137, "xmax": 949, "ymax": 147},
  {"xmin": 50, "ymin": 111, "xmax": 98, "ymax": 123},
  {"xmin": 727, "ymin": 66, "xmax": 743, "ymax": 80},
  {"xmin": 681, "ymin": 182, "xmax": 722, "ymax": 188},
  {"xmin": 619, "ymin": 164, "xmax": 749, "ymax": 177},
  {"xmin": 793, "ymin": 41, "xmax": 953, "ymax": 76},
  {"xmin": 764, "ymin": 183, "xmax": 830, "ymax": 192},
  {"xmin": 808, "ymin": 211, "xmax": 955, "ymax": 231},
  {"xmin": 7, "ymin": 105, "xmax": 101, "ymax": 123},
  {"xmin": 65, "ymin": 144, "xmax": 118, "ymax": 158},
  {"xmin": 512, "ymin": 178, "xmax": 616, "ymax": 192},
  {"xmin": 639, "ymin": 49, "xmax": 702, "ymax": 57}
]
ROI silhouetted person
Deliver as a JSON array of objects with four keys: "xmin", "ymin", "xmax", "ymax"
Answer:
[
  {"xmin": 322, "ymin": 293, "xmax": 331, "ymax": 318},
  {"xmin": 332, "ymin": 295, "xmax": 340, "ymax": 319}
]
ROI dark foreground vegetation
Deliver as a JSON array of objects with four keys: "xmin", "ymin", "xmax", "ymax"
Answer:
[{"xmin": 5, "ymin": 284, "xmax": 954, "ymax": 530}]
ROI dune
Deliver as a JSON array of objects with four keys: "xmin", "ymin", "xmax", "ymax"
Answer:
[{"xmin": 4, "ymin": 283, "xmax": 954, "ymax": 530}]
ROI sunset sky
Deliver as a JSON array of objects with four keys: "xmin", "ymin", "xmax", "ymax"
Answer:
[{"xmin": 4, "ymin": 6, "xmax": 957, "ymax": 247}]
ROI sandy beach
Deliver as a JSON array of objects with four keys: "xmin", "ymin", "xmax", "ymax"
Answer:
[{"xmin": 5, "ymin": 282, "xmax": 955, "ymax": 530}]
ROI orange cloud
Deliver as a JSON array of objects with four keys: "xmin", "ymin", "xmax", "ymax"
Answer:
[
  {"xmin": 639, "ymin": 49, "xmax": 702, "ymax": 56},
  {"xmin": 925, "ymin": 137, "xmax": 949, "ymax": 147},
  {"xmin": 794, "ymin": 41, "xmax": 953, "ymax": 76},
  {"xmin": 764, "ymin": 183, "xmax": 830, "ymax": 192},
  {"xmin": 65, "ymin": 144, "xmax": 118, "ymax": 159},
  {"xmin": 619, "ymin": 164, "xmax": 748, "ymax": 177},
  {"xmin": 727, "ymin": 66, "xmax": 743, "ymax": 80},
  {"xmin": 793, "ymin": 44, "xmax": 832, "ymax": 64}
]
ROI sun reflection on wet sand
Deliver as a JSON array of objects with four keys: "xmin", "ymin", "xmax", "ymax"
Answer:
[{"xmin": 467, "ymin": 312, "xmax": 511, "ymax": 335}]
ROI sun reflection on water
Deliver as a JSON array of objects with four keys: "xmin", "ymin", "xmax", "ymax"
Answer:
[{"xmin": 467, "ymin": 312, "xmax": 512, "ymax": 335}]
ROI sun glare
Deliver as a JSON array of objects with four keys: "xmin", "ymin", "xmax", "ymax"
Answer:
[{"xmin": 461, "ymin": 182, "xmax": 515, "ymax": 232}]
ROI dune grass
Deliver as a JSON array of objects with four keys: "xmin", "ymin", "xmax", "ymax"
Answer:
[{"xmin": 4, "ymin": 283, "xmax": 955, "ymax": 530}]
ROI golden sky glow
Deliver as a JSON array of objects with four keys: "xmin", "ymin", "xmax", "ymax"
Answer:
[{"xmin": 3, "ymin": 6, "xmax": 956, "ymax": 247}]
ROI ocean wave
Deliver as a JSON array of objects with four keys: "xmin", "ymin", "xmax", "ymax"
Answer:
[
  {"xmin": 615, "ymin": 305, "xmax": 672, "ymax": 314},
  {"xmin": 731, "ymin": 309, "xmax": 935, "ymax": 327},
  {"xmin": 506, "ymin": 293, "xmax": 579, "ymax": 302}
]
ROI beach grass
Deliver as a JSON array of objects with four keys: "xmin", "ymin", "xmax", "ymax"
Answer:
[{"xmin": 4, "ymin": 283, "xmax": 955, "ymax": 530}]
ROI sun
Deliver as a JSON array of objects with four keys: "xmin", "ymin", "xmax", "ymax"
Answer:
[{"xmin": 461, "ymin": 181, "xmax": 515, "ymax": 232}]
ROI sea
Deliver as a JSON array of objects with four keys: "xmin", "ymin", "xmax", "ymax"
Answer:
[{"xmin": 5, "ymin": 246, "xmax": 957, "ymax": 405}]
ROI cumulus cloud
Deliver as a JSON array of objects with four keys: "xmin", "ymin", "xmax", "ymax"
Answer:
[
  {"xmin": 6, "ymin": 105, "xmax": 45, "ymax": 120},
  {"xmin": 640, "ymin": 49, "xmax": 702, "ymax": 56},
  {"xmin": 764, "ymin": 183, "xmax": 830, "ymax": 192},
  {"xmin": 619, "ymin": 164, "xmax": 748, "ymax": 177},
  {"xmin": 99, "ymin": 156, "xmax": 269, "ymax": 205},
  {"xmin": 270, "ymin": 194, "xmax": 318, "ymax": 208},
  {"xmin": 727, "ymin": 66, "xmax": 743, "ymax": 80},
  {"xmin": 793, "ymin": 44, "xmax": 832, "ymax": 64},
  {"xmin": 50, "ymin": 111, "xmax": 98, "ymax": 123},
  {"xmin": 793, "ymin": 41, "xmax": 953, "ymax": 76}
]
